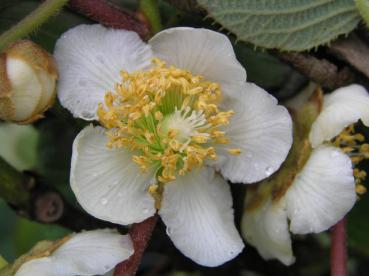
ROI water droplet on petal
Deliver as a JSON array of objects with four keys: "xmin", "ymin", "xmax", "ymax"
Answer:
[
  {"xmin": 96, "ymin": 54, "xmax": 105, "ymax": 64},
  {"xmin": 78, "ymin": 79, "xmax": 87, "ymax": 87},
  {"xmin": 265, "ymin": 166, "xmax": 273, "ymax": 176},
  {"xmin": 81, "ymin": 111, "xmax": 94, "ymax": 119},
  {"xmin": 101, "ymin": 198, "xmax": 108, "ymax": 205},
  {"xmin": 142, "ymin": 208, "xmax": 150, "ymax": 214},
  {"xmin": 166, "ymin": 227, "xmax": 173, "ymax": 235},
  {"xmin": 246, "ymin": 152, "xmax": 253, "ymax": 158},
  {"xmin": 104, "ymin": 265, "xmax": 110, "ymax": 270},
  {"xmin": 330, "ymin": 150, "xmax": 340, "ymax": 158},
  {"xmin": 228, "ymin": 250, "xmax": 235, "ymax": 256}
]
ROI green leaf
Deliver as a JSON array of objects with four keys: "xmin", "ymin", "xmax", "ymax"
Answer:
[
  {"xmin": 198, "ymin": 0, "xmax": 361, "ymax": 51},
  {"xmin": 234, "ymin": 43, "xmax": 292, "ymax": 89},
  {"xmin": 348, "ymin": 192, "xmax": 369, "ymax": 256},
  {"xmin": 36, "ymin": 117, "xmax": 81, "ymax": 187},
  {"xmin": 0, "ymin": 123, "xmax": 39, "ymax": 171},
  {"xmin": 0, "ymin": 255, "xmax": 7, "ymax": 270},
  {"xmin": 13, "ymin": 218, "xmax": 70, "ymax": 257}
]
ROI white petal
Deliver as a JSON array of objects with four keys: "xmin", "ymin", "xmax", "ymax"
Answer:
[
  {"xmin": 241, "ymin": 198, "xmax": 295, "ymax": 265},
  {"xmin": 71, "ymin": 125, "xmax": 156, "ymax": 225},
  {"xmin": 286, "ymin": 145, "xmax": 356, "ymax": 234},
  {"xmin": 53, "ymin": 229, "xmax": 133, "ymax": 276},
  {"xmin": 36, "ymin": 70, "xmax": 57, "ymax": 111},
  {"xmin": 7, "ymin": 57, "xmax": 42, "ymax": 121},
  {"xmin": 54, "ymin": 24, "xmax": 153, "ymax": 120},
  {"xmin": 212, "ymin": 82, "xmax": 293, "ymax": 183},
  {"xmin": 15, "ymin": 258, "xmax": 54, "ymax": 276},
  {"xmin": 149, "ymin": 27, "xmax": 246, "ymax": 97},
  {"xmin": 309, "ymin": 84, "xmax": 369, "ymax": 147},
  {"xmin": 15, "ymin": 230, "xmax": 133, "ymax": 276},
  {"xmin": 159, "ymin": 168, "xmax": 244, "ymax": 267}
]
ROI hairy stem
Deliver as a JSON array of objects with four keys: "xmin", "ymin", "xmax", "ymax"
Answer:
[
  {"xmin": 68, "ymin": 0, "xmax": 150, "ymax": 40},
  {"xmin": 0, "ymin": 156, "xmax": 29, "ymax": 208},
  {"xmin": 331, "ymin": 218, "xmax": 348, "ymax": 276},
  {"xmin": 114, "ymin": 215, "xmax": 158, "ymax": 276},
  {"xmin": 278, "ymin": 52, "xmax": 354, "ymax": 89},
  {"xmin": 0, "ymin": 0, "xmax": 69, "ymax": 51}
]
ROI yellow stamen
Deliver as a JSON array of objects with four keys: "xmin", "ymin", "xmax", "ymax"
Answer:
[
  {"xmin": 98, "ymin": 58, "xmax": 238, "ymax": 184},
  {"xmin": 333, "ymin": 125, "xmax": 368, "ymax": 195}
]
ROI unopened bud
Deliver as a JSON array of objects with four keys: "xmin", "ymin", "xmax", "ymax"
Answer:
[{"xmin": 0, "ymin": 40, "xmax": 57, "ymax": 123}]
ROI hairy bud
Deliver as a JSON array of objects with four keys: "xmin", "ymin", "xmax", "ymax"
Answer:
[{"xmin": 0, "ymin": 40, "xmax": 57, "ymax": 123}]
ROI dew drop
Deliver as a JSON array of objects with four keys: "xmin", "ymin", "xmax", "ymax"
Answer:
[
  {"xmin": 246, "ymin": 152, "xmax": 253, "ymax": 158},
  {"xmin": 100, "ymin": 198, "xmax": 108, "ymax": 205},
  {"xmin": 96, "ymin": 54, "xmax": 105, "ymax": 64},
  {"xmin": 330, "ymin": 150, "xmax": 340, "ymax": 158},
  {"xmin": 112, "ymin": 180, "xmax": 119, "ymax": 186},
  {"xmin": 265, "ymin": 166, "xmax": 274, "ymax": 176},
  {"xmin": 81, "ymin": 111, "xmax": 94, "ymax": 119},
  {"xmin": 104, "ymin": 265, "xmax": 110, "ymax": 270},
  {"xmin": 142, "ymin": 208, "xmax": 150, "ymax": 214},
  {"xmin": 78, "ymin": 79, "xmax": 87, "ymax": 87},
  {"xmin": 228, "ymin": 250, "xmax": 235, "ymax": 256},
  {"xmin": 166, "ymin": 227, "xmax": 173, "ymax": 235}
]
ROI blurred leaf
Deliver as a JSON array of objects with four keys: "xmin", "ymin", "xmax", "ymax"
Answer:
[
  {"xmin": 0, "ymin": 200, "xmax": 17, "ymax": 261},
  {"xmin": 36, "ymin": 117, "xmax": 81, "ymax": 187},
  {"xmin": 0, "ymin": 123, "xmax": 38, "ymax": 171},
  {"xmin": 198, "ymin": 0, "xmax": 360, "ymax": 51},
  {"xmin": 0, "ymin": 0, "xmax": 91, "ymax": 51},
  {"xmin": 0, "ymin": 255, "xmax": 7, "ymax": 269},
  {"xmin": 13, "ymin": 218, "xmax": 70, "ymax": 257},
  {"xmin": 234, "ymin": 43, "xmax": 292, "ymax": 89},
  {"xmin": 348, "ymin": 192, "xmax": 369, "ymax": 256}
]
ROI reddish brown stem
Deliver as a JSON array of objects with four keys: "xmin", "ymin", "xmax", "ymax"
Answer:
[
  {"xmin": 114, "ymin": 215, "xmax": 158, "ymax": 276},
  {"xmin": 331, "ymin": 218, "xmax": 348, "ymax": 276},
  {"xmin": 68, "ymin": 0, "xmax": 150, "ymax": 39}
]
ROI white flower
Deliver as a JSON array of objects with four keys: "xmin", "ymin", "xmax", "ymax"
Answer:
[
  {"xmin": 242, "ymin": 84, "xmax": 367, "ymax": 265},
  {"xmin": 15, "ymin": 229, "xmax": 133, "ymax": 276},
  {"xmin": 54, "ymin": 25, "xmax": 293, "ymax": 267},
  {"xmin": 0, "ymin": 40, "xmax": 57, "ymax": 123}
]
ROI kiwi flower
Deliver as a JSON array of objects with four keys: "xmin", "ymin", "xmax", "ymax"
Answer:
[
  {"xmin": 242, "ymin": 85, "xmax": 368, "ymax": 265},
  {"xmin": 54, "ymin": 25, "xmax": 292, "ymax": 266}
]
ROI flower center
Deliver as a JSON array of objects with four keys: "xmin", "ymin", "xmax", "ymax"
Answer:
[
  {"xmin": 331, "ymin": 124, "xmax": 369, "ymax": 195},
  {"xmin": 98, "ymin": 58, "xmax": 240, "ymax": 183}
]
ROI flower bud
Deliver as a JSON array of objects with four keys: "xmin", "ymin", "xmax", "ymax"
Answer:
[{"xmin": 0, "ymin": 40, "xmax": 57, "ymax": 123}]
